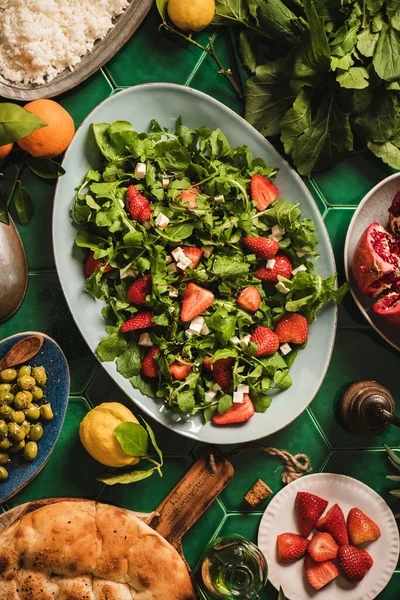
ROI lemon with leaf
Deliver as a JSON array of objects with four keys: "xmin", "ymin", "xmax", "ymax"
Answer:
[{"xmin": 168, "ymin": 0, "xmax": 215, "ymax": 32}]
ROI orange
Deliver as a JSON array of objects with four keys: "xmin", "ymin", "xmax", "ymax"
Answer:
[
  {"xmin": 17, "ymin": 99, "xmax": 75, "ymax": 158},
  {"xmin": 0, "ymin": 143, "xmax": 13, "ymax": 160}
]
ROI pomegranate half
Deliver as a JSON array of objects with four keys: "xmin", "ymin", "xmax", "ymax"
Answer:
[
  {"xmin": 373, "ymin": 290, "xmax": 400, "ymax": 326},
  {"xmin": 389, "ymin": 191, "xmax": 400, "ymax": 238}
]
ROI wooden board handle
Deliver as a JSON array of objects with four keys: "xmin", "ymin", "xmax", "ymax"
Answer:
[{"xmin": 150, "ymin": 451, "xmax": 234, "ymax": 555}]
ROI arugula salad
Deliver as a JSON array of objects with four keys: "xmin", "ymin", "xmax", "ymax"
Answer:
[{"xmin": 72, "ymin": 118, "xmax": 347, "ymax": 425}]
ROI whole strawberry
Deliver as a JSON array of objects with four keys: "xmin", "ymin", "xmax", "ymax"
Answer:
[
  {"xmin": 84, "ymin": 251, "xmax": 113, "ymax": 278},
  {"xmin": 126, "ymin": 185, "xmax": 152, "ymax": 222},
  {"xmin": 254, "ymin": 254, "xmax": 292, "ymax": 283},
  {"xmin": 120, "ymin": 311, "xmax": 155, "ymax": 333},
  {"xmin": 141, "ymin": 347, "xmax": 159, "ymax": 378},
  {"xmin": 127, "ymin": 274, "xmax": 152, "ymax": 305},
  {"xmin": 242, "ymin": 236, "xmax": 279, "ymax": 260},
  {"xmin": 251, "ymin": 327, "xmax": 279, "ymax": 357},
  {"xmin": 275, "ymin": 313, "xmax": 308, "ymax": 344},
  {"xmin": 338, "ymin": 545, "xmax": 373, "ymax": 582}
]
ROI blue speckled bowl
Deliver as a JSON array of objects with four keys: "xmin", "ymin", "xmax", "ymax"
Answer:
[{"xmin": 0, "ymin": 332, "xmax": 69, "ymax": 503}]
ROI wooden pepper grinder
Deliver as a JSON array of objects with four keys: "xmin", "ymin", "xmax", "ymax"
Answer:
[{"xmin": 339, "ymin": 381, "xmax": 400, "ymax": 435}]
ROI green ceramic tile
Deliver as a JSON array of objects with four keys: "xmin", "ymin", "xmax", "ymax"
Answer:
[
  {"xmin": 6, "ymin": 398, "xmax": 102, "ymax": 507},
  {"xmin": 1, "ymin": 273, "xmax": 97, "ymax": 394},
  {"xmin": 324, "ymin": 208, "xmax": 355, "ymax": 276},
  {"xmin": 105, "ymin": 6, "xmax": 209, "ymax": 87},
  {"xmin": 217, "ymin": 410, "xmax": 329, "ymax": 513},
  {"xmin": 310, "ymin": 329, "xmax": 400, "ymax": 449},
  {"xmin": 306, "ymin": 179, "xmax": 327, "ymax": 217},
  {"xmin": 182, "ymin": 499, "xmax": 226, "ymax": 568},
  {"xmin": 85, "ymin": 367, "xmax": 196, "ymax": 454},
  {"xmin": 58, "ymin": 69, "xmax": 113, "ymax": 127},
  {"xmin": 98, "ymin": 455, "xmax": 192, "ymax": 512},
  {"xmin": 377, "ymin": 573, "xmax": 400, "ymax": 599},
  {"xmin": 313, "ymin": 153, "xmax": 394, "ymax": 207}
]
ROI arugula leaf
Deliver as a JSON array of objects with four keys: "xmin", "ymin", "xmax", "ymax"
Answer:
[
  {"xmin": 213, "ymin": 256, "xmax": 250, "ymax": 278},
  {"xmin": 97, "ymin": 333, "xmax": 127, "ymax": 362},
  {"xmin": 373, "ymin": 24, "xmax": 400, "ymax": 81},
  {"xmin": 280, "ymin": 88, "xmax": 312, "ymax": 155},
  {"xmin": 116, "ymin": 342, "xmax": 142, "ymax": 378}
]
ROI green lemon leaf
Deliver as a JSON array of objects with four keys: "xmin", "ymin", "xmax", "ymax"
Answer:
[
  {"xmin": 0, "ymin": 187, "xmax": 9, "ymax": 225},
  {"xmin": 141, "ymin": 417, "xmax": 163, "ymax": 465},
  {"xmin": 14, "ymin": 182, "xmax": 34, "ymax": 226},
  {"xmin": 27, "ymin": 157, "xmax": 65, "ymax": 179},
  {"xmin": 114, "ymin": 422, "xmax": 149, "ymax": 457},
  {"xmin": 97, "ymin": 467, "xmax": 156, "ymax": 485},
  {"xmin": 0, "ymin": 103, "xmax": 46, "ymax": 145}
]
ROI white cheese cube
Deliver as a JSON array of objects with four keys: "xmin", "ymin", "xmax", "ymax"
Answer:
[
  {"xmin": 185, "ymin": 330, "xmax": 194, "ymax": 339},
  {"xmin": 189, "ymin": 316, "xmax": 205, "ymax": 334},
  {"xmin": 162, "ymin": 177, "xmax": 170, "ymax": 189},
  {"xmin": 292, "ymin": 264, "xmax": 307, "ymax": 276},
  {"xmin": 155, "ymin": 212, "xmax": 170, "ymax": 229},
  {"xmin": 201, "ymin": 324, "xmax": 211, "ymax": 335},
  {"xmin": 169, "ymin": 286, "xmax": 179, "ymax": 298},
  {"xmin": 167, "ymin": 263, "xmax": 178, "ymax": 274},
  {"xmin": 177, "ymin": 261, "xmax": 188, "ymax": 270},
  {"xmin": 214, "ymin": 194, "xmax": 224, "ymax": 204},
  {"xmin": 205, "ymin": 390, "xmax": 217, "ymax": 403},
  {"xmin": 269, "ymin": 234, "xmax": 282, "ymax": 243},
  {"xmin": 266, "ymin": 259, "xmax": 276, "ymax": 269},
  {"xmin": 119, "ymin": 268, "xmax": 138, "ymax": 280},
  {"xmin": 230, "ymin": 336, "xmax": 241, "ymax": 345},
  {"xmin": 240, "ymin": 335, "xmax": 251, "ymax": 348},
  {"xmin": 179, "ymin": 253, "xmax": 192, "ymax": 268},
  {"xmin": 272, "ymin": 224, "xmax": 285, "ymax": 236},
  {"xmin": 237, "ymin": 384, "xmax": 249, "ymax": 394},
  {"xmin": 134, "ymin": 162, "xmax": 146, "ymax": 179},
  {"xmin": 296, "ymin": 250, "xmax": 307, "ymax": 257},
  {"xmin": 201, "ymin": 245, "xmax": 214, "ymax": 258},
  {"xmin": 280, "ymin": 343, "xmax": 292, "ymax": 356},
  {"xmin": 275, "ymin": 281, "xmax": 291, "ymax": 295},
  {"xmin": 233, "ymin": 391, "xmax": 244, "ymax": 404},
  {"xmin": 212, "ymin": 383, "xmax": 221, "ymax": 392},
  {"xmin": 166, "ymin": 255, "xmax": 173, "ymax": 264},
  {"xmin": 171, "ymin": 247, "xmax": 184, "ymax": 261},
  {"xmin": 138, "ymin": 333, "xmax": 153, "ymax": 347},
  {"xmin": 191, "ymin": 316, "xmax": 205, "ymax": 325}
]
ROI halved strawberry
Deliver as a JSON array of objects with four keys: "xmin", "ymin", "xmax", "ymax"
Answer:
[
  {"xmin": 169, "ymin": 360, "xmax": 191, "ymax": 380},
  {"xmin": 308, "ymin": 532, "xmax": 338, "ymax": 562},
  {"xmin": 347, "ymin": 508, "xmax": 381, "ymax": 546},
  {"xmin": 338, "ymin": 545, "xmax": 373, "ymax": 582},
  {"xmin": 295, "ymin": 492, "xmax": 329, "ymax": 538},
  {"xmin": 181, "ymin": 246, "xmax": 203, "ymax": 269},
  {"xmin": 127, "ymin": 274, "xmax": 152, "ymax": 305},
  {"xmin": 84, "ymin": 251, "xmax": 113, "ymax": 278},
  {"xmin": 274, "ymin": 313, "xmax": 308, "ymax": 344},
  {"xmin": 120, "ymin": 311, "xmax": 155, "ymax": 333},
  {"xmin": 126, "ymin": 185, "xmax": 152, "ymax": 222},
  {"xmin": 180, "ymin": 283, "xmax": 214, "ymax": 322},
  {"xmin": 254, "ymin": 254, "xmax": 292, "ymax": 283},
  {"xmin": 250, "ymin": 174, "xmax": 279, "ymax": 211},
  {"xmin": 242, "ymin": 236, "xmax": 279, "ymax": 260},
  {"xmin": 305, "ymin": 555, "xmax": 338, "ymax": 590},
  {"xmin": 212, "ymin": 393, "xmax": 254, "ymax": 425},
  {"xmin": 237, "ymin": 286, "xmax": 261, "ymax": 312},
  {"xmin": 316, "ymin": 503, "xmax": 349, "ymax": 546},
  {"xmin": 141, "ymin": 347, "xmax": 159, "ymax": 378},
  {"xmin": 179, "ymin": 186, "xmax": 199, "ymax": 209},
  {"xmin": 203, "ymin": 357, "xmax": 234, "ymax": 390},
  {"xmin": 277, "ymin": 533, "xmax": 309, "ymax": 564},
  {"xmin": 250, "ymin": 327, "xmax": 279, "ymax": 357}
]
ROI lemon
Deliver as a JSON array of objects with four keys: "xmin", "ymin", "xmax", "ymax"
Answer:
[
  {"xmin": 167, "ymin": 0, "xmax": 215, "ymax": 32},
  {"xmin": 79, "ymin": 402, "xmax": 140, "ymax": 468}
]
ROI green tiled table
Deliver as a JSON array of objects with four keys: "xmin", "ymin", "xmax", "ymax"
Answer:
[{"xmin": 1, "ymin": 6, "xmax": 399, "ymax": 598}]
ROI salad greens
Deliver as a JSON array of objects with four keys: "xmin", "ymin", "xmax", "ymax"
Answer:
[{"xmin": 71, "ymin": 117, "xmax": 347, "ymax": 422}]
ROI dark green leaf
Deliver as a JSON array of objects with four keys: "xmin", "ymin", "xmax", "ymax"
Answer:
[
  {"xmin": 97, "ymin": 333, "xmax": 127, "ymax": 362},
  {"xmin": 357, "ymin": 28, "xmax": 379, "ymax": 57},
  {"xmin": 130, "ymin": 374, "xmax": 157, "ymax": 398},
  {"xmin": 141, "ymin": 417, "xmax": 163, "ymax": 464},
  {"xmin": 0, "ymin": 103, "xmax": 46, "ymax": 145},
  {"xmin": 239, "ymin": 30, "xmax": 257, "ymax": 73},
  {"xmin": 280, "ymin": 87, "xmax": 312, "ymax": 155},
  {"xmin": 27, "ymin": 157, "xmax": 65, "ymax": 179},
  {"xmin": 213, "ymin": 0, "xmax": 249, "ymax": 24},
  {"xmin": 14, "ymin": 182, "xmax": 34, "ymax": 226},
  {"xmin": 218, "ymin": 394, "xmax": 233, "ymax": 414},
  {"xmin": 368, "ymin": 141, "xmax": 400, "ymax": 168},
  {"xmin": 336, "ymin": 67, "xmax": 369, "ymax": 89},
  {"xmin": 250, "ymin": 388, "xmax": 272, "ymax": 412},
  {"xmin": 0, "ymin": 187, "xmax": 9, "ymax": 225},
  {"xmin": 116, "ymin": 342, "xmax": 142, "ymax": 378},
  {"xmin": 373, "ymin": 24, "xmax": 400, "ymax": 81},
  {"xmin": 256, "ymin": 0, "xmax": 300, "ymax": 42},
  {"xmin": 165, "ymin": 222, "xmax": 194, "ymax": 240},
  {"xmin": 213, "ymin": 256, "xmax": 250, "ymax": 278},
  {"xmin": 302, "ymin": 0, "xmax": 331, "ymax": 68},
  {"xmin": 114, "ymin": 421, "xmax": 149, "ymax": 457}
]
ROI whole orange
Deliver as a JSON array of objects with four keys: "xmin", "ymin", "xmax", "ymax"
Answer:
[
  {"xmin": 0, "ymin": 143, "xmax": 13, "ymax": 160},
  {"xmin": 17, "ymin": 99, "xmax": 75, "ymax": 158}
]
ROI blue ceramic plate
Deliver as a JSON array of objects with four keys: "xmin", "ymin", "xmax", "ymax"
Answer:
[
  {"xmin": 53, "ymin": 83, "xmax": 337, "ymax": 444},
  {"xmin": 0, "ymin": 332, "xmax": 69, "ymax": 503}
]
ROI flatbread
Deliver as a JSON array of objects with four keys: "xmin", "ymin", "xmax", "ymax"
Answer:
[{"xmin": 0, "ymin": 500, "xmax": 196, "ymax": 599}]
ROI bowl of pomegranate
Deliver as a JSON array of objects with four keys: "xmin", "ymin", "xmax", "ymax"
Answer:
[{"xmin": 344, "ymin": 172, "xmax": 400, "ymax": 352}]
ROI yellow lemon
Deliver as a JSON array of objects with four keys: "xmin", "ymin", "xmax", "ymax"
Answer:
[
  {"xmin": 79, "ymin": 402, "xmax": 140, "ymax": 468},
  {"xmin": 167, "ymin": 0, "xmax": 215, "ymax": 32}
]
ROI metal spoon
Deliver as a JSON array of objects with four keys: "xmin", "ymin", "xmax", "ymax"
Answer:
[
  {"xmin": 0, "ymin": 217, "xmax": 28, "ymax": 323},
  {"xmin": 0, "ymin": 334, "xmax": 43, "ymax": 371}
]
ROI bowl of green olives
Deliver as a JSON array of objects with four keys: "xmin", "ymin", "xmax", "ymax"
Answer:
[{"xmin": 0, "ymin": 333, "xmax": 69, "ymax": 502}]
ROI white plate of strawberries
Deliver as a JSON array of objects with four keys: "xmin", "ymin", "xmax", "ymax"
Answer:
[{"xmin": 258, "ymin": 473, "xmax": 399, "ymax": 600}]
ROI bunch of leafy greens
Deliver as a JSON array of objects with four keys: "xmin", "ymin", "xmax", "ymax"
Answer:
[
  {"xmin": 211, "ymin": 0, "xmax": 400, "ymax": 175},
  {"xmin": 72, "ymin": 118, "xmax": 347, "ymax": 422},
  {"xmin": 98, "ymin": 418, "xmax": 163, "ymax": 485},
  {"xmin": 0, "ymin": 102, "xmax": 65, "ymax": 225}
]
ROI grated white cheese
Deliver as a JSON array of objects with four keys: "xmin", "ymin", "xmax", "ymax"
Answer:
[{"xmin": 0, "ymin": 0, "xmax": 129, "ymax": 85}]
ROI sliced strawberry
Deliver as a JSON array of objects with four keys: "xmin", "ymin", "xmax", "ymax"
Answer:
[
  {"xmin": 179, "ymin": 186, "xmax": 199, "ymax": 209},
  {"xmin": 84, "ymin": 251, "xmax": 113, "ymax": 278},
  {"xmin": 338, "ymin": 545, "xmax": 373, "ymax": 582},
  {"xmin": 274, "ymin": 313, "xmax": 308, "ymax": 344},
  {"xmin": 120, "ymin": 311, "xmax": 155, "ymax": 333},
  {"xmin": 277, "ymin": 533, "xmax": 309, "ymax": 564},
  {"xmin": 250, "ymin": 327, "xmax": 279, "ymax": 357},
  {"xmin": 347, "ymin": 508, "xmax": 381, "ymax": 546},
  {"xmin": 127, "ymin": 274, "xmax": 152, "ymax": 305},
  {"xmin": 141, "ymin": 347, "xmax": 159, "ymax": 378},
  {"xmin": 169, "ymin": 360, "xmax": 191, "ymax": 380},
  {"xmin": 316, "ymin": 503, "xmax": 349, "ymax": 546},
  {"xmin": 203, "ymin": 358, "xmax": 212, "ymax": 371},
  {"xmin": 237, "ymin": 286, "xmax": 261, "ymax": 312},
  {"xmin": 308, "ymin": 532, "xmax": 338, "ymax": 562},
  {"xmin": 181, "ymin": 246, "xmax": 203, "ymax": 269},
  {"xmin": 126, "ymin": 185, "xmax": 152, "ymax": 222},
  {"xmin": 250, "ymin": 174, "xmax": 279, "ymax": 211},
  {"xmin": 242, "ymin": 237, "xmax": 279, "ymax": 260},
  {"xmin": 254, "ymin": 254, "xmax": 292, "ymax": 283},
  {"xmin": 295, "ymin": 492, "xmax": 329, "ymax": 538},
  {"xmin": 180, "ymin": 283, "xmax": 214, "ymax": 322},
  {"xmin": 213, "ymin": 357, "xmax": 234, "ymax": 390},
  {"xmin": 212, "ymin": 393, "xmax": 254, "ymax": 425},
  {"xmin": 305, "ymin": 555, "xmax": 339, "ymax": 591}
]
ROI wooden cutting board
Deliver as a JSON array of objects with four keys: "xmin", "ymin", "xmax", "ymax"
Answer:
[{"xmin": 0, "ymin": 451, "xmax": 234, "ymax": 561}]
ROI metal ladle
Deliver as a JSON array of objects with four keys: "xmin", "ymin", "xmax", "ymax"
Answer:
[{"xmin": 0, "ymin": 217, "xmax": 28, "ymax": 323}]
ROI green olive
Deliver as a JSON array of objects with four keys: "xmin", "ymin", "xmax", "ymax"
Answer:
[
  {"xmin": 0, "ymin": 384, "xmax": 11, "ymax": 393},
  {"xmin": 10, "ymin": 384, "xmax": 19, "ymax": 395},
  {"xmin": 11, "ymin": 410, "xmax": 26, "ymax": 425},
  {"xmin": 17, "ymin": 376, "xmax": 36, "ymax": 391},
  {"xmin": 8, "ymin": 423, "xmax": 25, "ymax": 442},
  {"xmin": 21, "ymin": 420, "xmax": 31, "ymax": 435},
  {"xmin": 31, "ymin": 367, "xmax": 47, "ymax": 387},
  {"xmin": 0, "ymin": 452, "xmax": 9, "ymax": 466},
  {"xmin": 0, "ymin": 405, "xmax": 13, "ymax": 421},
  {"xmin": 14, "ymin": 391, "xmax": 32, "ymax": 410},
  {"xmin": 17, "ymin": 365, "xmax": 31, "ymax": 378},
  {"xmin": 0, "ymin": 369, "xmax": 17, "ymax": 383},
  {"xmin": 28, "ymin": 423, "xmax": 43, "ymax": 442},
  {"xmin": 25, "ymin": 405, "xmax": 41, "ymax": 421},
  {"xmin": 0, "ymin": 466, "xmax": 8, "ymax": 481},
  {"xmin": 9, "ymin": 440, "xmax": 25, "ymax": 454},
  {"xmin": 0, "ymin": 438, "xmax": 11, "ymax": 451},
  {"xmin": 23, "ymin": 441, "xmax": 38, "ymax": 462},
  {"xmin": 0, "ymin": 391, "xmax": 14, "ymax": 405},
  {"xmin": 0, "ymin": 421, "xmax": 7, "ymax": 440},
  {"xmin": 40, "ymin": 404, "xmax": 54, "ymax": 421},
  {"xmin": 31, "ymin": 386, "xmax": 43, "ymax": 401}
]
